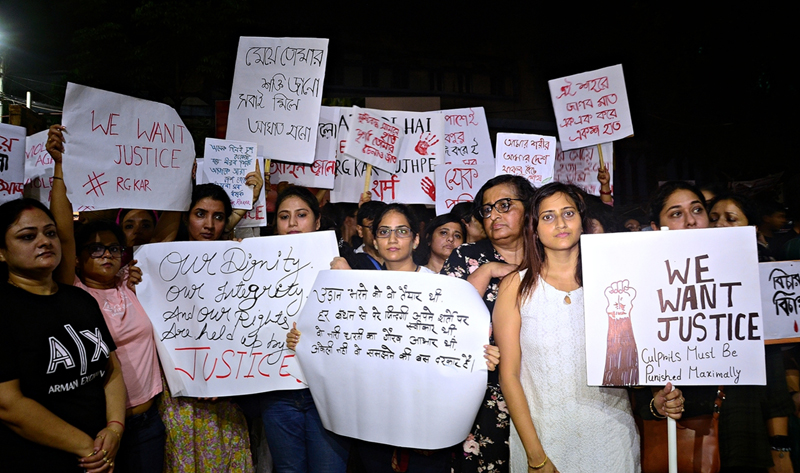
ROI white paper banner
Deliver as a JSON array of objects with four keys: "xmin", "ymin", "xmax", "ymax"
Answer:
[
  {"xmin": 61, "ymin": 83, "xmax": 194, "ymax": 212},
  {"xmin": 441, "ymin": 107, "xmax": 494, "ymax": 166},
  {"xmin": 295, "ymin": 270, "xmax": 489, "ymax": 449},
  {"xmin": 226, "ymin": 37, "xmax": 329, "ymax": 164},
  {"xmin": 268, "ymin": 106, "xmax": 339, "ymax": 189},
  {"xmin": 203, "ymin": 138, "xmax": 257, "ymax": 210},
  {"xmin": 0, "ymin": 123, "xmax": 27, "ymax": 204},
  {"xmin": 331, "ymin": 108, "xmax": 444, "ymax": 204},
  {"xmin": 24, "ymin": 130, "xmax": 54, "ymax": 205},
  {"xmin": 582, "ymin": 227, "xmax": 766, "ymax": 386},
  {"xmin": 495, "ymin": 133, "xmax": 556, "ymax": 186},
  {"xmin": 435, "ymin": 163, "xmax": 494, "ymax": 216},
  {"xmin": 553, "ymin": 142, "xmax": 613, "ymax": 196},
  {"xmin": 134, "ymin": 232, "xmax": 339, "ymax": 397},
  {"xmin": 343, "ymin": 108, "xmax": 403, "ymax": 173},
  {"xmin": 759, "ymin": 261, "xmax": 800, "ymax": 341},
  {"xmin": 548, "ymin": 64, "xmax": 634, "ymax": 151}
]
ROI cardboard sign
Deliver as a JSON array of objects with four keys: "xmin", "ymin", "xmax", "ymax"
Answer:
[
  {"xmin": 553, "ymin": 142, "xmax": 613, "ymax": 196},
  {"xmin": 203, "ymin": 138, "xmax": 258, "ymax": 210},
  {"xmin": 548, "ymin": 64, "xmax": 634, "ymax": 151},
  {"xmin": 495, "ymin": 133, "xmax": 556, "ymax": 186},
  {"xmin": 440, "ymin": 107, "xmax": 493, "ymax": 166},
  {"xmin": 294, "ymin": 270, "xmax": 489, "ymax": 449},
  {"xmin": 582, "ymin": 227, "xmax": 766, "ymax": 386},
  {"xmin": 268, "ymin": 106, "xmax": 339, "ymax": 189},
  {"xmin": 61, "ymin": 83, "xmax": 195, "ymax": 212},
  {"xmin": 226, "ymin": 37, "xmax": 329, "ymax": 164},
  {"xmin": 331, "ymin": 108, "xmax": 444, "ymax": 204},
  {"xmin": 24, "ymin": 130, "xmax": 54, "ymax": 205},
  {"xmin": 134, "ymin": 232, "xmax": 339, "ymax": 397},
  {"xmin": 435, "ymin": 163, "xmax": 494, "ymax": 216},
  {"xmin": 759, "ymin": 261, "xmax": 800, "ymax": 342},
  {"xmin": 0, "ymin": 123, "xmax": 27, "ymax": 204}
]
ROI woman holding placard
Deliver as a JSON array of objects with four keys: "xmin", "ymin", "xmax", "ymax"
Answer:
[
  {"xmin": 442, "ymin": 174, "xmax": 534, "ymax": 473},
  {"xmin": 493, "ymin": 182, "xmax": 683, "ymax": 473},
  {"xmin": 46, "ymin": 128, "xmax": 166, "ymax": 473},
  {"xmin": 646, "ymin": 181, "xmax": 794, "ymax": 473},
  {"xmin": 259, "ymin": 185, "xmax": 351, "ymax": 473}
]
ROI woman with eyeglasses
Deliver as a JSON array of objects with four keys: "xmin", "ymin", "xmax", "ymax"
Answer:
[
  {"xmin": 441, "ymin": 174, "xmax": 535, "ymax": 473},
  {"xmin": 47, "ymin": 136, "xmax": 166, "ymax": 473}
]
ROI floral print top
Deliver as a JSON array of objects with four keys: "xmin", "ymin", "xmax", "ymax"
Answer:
[{"xmin": 441, "ymin": 239, "xmax": 506, "ymax": 317}]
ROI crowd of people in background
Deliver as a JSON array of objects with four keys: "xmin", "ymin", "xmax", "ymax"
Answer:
[{"xmin": 0, "ymin": 122, "xmax": 798, "ymax": 473}]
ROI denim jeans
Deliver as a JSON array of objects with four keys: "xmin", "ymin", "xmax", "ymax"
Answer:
[
  {"xmin": 115, "ymin": 401, "xmax": 166, "ymax": 473},
  {"xmin": 260, "ymin": 388, "xmax": 349, "ymax": 473}
]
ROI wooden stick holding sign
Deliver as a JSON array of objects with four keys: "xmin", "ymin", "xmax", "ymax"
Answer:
[
  {"xmin": 364, "ymin": 164, "xmax": 373, "ymax": 194},
  {"xmin": 596, "ymin": 144, "xmax": 605, "ymax": 170}
]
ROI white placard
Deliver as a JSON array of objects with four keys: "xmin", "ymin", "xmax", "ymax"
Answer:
[
  {"xmin": 548, "ymin": 64, "xmax": 634, "ymax": 151},
  {"xmin": 203, "ymin": 138, "xmax": 258, "ymax": 210},
  {"xmin": 294, "ymin": 270, "xmax": 489, "ymax": 449},
  {"xmin": 440, "ymin": 107, "xmax": 493, "ymax": 166},
  {"xmin": 494, "ymin": 133, "xmax": 556, "ymax": 186},
  {"xmin": 226, "ymin": 37, "xmax": 328, "ymax": 164},
  {"xmin": 553, "ymin": 142, "xmax": 613, "ymax": 196},
  {"xmin": 134, "ymin": 232, "xmax": 339, "ymax": 397},
  {"xmin": 582, "ymin": 227, "xmax": 766, "ymax": 386},
  {"xmin": 343, "ymin": 108, "xmax": 403, "ymax": 173},
  {"xmin": 435, "ymin": 163, "xmax": 494, "ymax": 216},
  {"xmin": 268, "ymin": 106, "xmax": 339, "ymax": 189},
  {"xmin": 759, "ymin": 261, "xmax": 800, "ymax": 341},
  {"xmin": 61, "ymin": 83, "xmax": 194, "ymax": 212},
  {"xmin": 24, "ymin": 130, "xmax": 54, "ymax": 205},
  {"xmin": 0, "ymin": 123, "xmax": 27, "ymax": 204},
  {"xmin": 195, "ymin": 157, "xmax": 268, "ymax": 228},
  {"xmin": 331, "ymin": 108, "xmax": 444, "ymax": 204}
]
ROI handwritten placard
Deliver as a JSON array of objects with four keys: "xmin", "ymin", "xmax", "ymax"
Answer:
[
  {"xmin": 196, "ymin": 157, "xmax": 268, "ymax": 228},
  {"xmin": 226, "ymin": 37, "xmax": 328, "ymax": 164},
  {"xmin": 268, "ymin": 106, "xmax": 338, "ymax": 189},
  {"xmin": 23, "ymin": 130, "xmax": 54, "ymax": 205},
  {"xmin": 548, "ymin": 64, "xmax": 634, "ymax": 151},
  {"xmin": 435, "ymin": 163, "xmax": 494, "ymax": 216},
  {"xmin": 582, "ymin": 227, "xmax": 766, "ymax": 386},
  {"xmin": 331, "ymin": 108, "xmax": 444, "ymax": 204},
  {"xmin": 0, "ymin": 123, "xmax": 27, "ymax": 204},
  {"xmin": 440, "ymin": 107, "xmax": 494, "ymax": 166},
  {"xmin": 343, "ymin": 108, "xmax": 403, "ymax": 173},
  {"xmin": 134, "ymin": 232, "xmax": 339, "ymax": 397},
  {"xmin": 61, "ymin": 83, "xmax": 194, "ymax": 212},
  {"xmin": 203, "ymin": 138, "xmax": 257, "ymax": 210},
  {"xmin": 759, "ymin": 261, "xmax": 800, "ymax": 342},
  {"xmin": 294, "ymin": 270, "xmax": 489, "ymax": 449},
  {"xmin": 494, "ymin": 133, "xmax": 556, "ymax": 186},
  {"xmin": 553, "ymin": 142, "xmax": 613, "ymax": 196}
]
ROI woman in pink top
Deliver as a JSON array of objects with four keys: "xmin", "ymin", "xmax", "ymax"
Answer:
[{"xmin": 48, "ymin": 126, "xmax": 165, "ymax": 473}]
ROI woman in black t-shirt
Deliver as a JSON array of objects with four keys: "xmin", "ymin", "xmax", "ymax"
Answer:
[{"xmin": 0, "ymin": 198, "xmax": 126, "ymax": 472}]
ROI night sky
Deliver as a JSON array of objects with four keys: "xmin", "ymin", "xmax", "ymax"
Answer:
[{"xmin": 1, "ymin": 1, "xmax": 796, "ymax": 199}]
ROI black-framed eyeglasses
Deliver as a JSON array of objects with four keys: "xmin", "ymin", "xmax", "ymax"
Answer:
[
  {"xmin": 375, "ymin": 226, "xmax": 413, "ymax": 239},
  {"xmin": 479, "ymin": 198, "xmax": 523, "ymax": 219},
  {"xmin": 84, "ymin": 243, "xmax": 123, "ymax": 259}
]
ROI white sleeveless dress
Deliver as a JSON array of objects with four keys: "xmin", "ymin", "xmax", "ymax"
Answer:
[{"xmin": 509, "ymin": 275, "xmax": 640, "ymax": 473}]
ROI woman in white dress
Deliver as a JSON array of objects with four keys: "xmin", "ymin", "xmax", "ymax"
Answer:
[{"xmin": 493, "ymin": 183, "xmax": 685, "ymax": 473}]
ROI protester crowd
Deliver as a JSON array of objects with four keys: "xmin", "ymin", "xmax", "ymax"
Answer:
[{"xmin": 0, "ymin": 122, "xmax": 798, "ymax": 473}]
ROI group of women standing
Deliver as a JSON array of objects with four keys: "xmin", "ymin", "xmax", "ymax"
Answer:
[{"xmin": 0, "ymin": 120, "xmax": 789, "ymax": 473}]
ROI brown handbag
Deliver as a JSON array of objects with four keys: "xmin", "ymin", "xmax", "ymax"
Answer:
[{"xmin": 639, "ymin": 386, "xmax": 725, "ymax": 473}]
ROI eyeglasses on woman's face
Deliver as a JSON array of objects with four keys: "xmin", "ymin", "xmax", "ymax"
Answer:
[
  {"xmin": 84, "ymin": 243, "xmax": 123, "ymax": 259},
  {"xmin": 375, "ymin": 226, "xmax": 413, "ymax": 239},
  {"xmin": 479, "ymin": 198, "xmax": 523, "ymax": 219}
]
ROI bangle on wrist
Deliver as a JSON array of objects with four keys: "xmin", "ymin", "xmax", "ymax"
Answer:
[
  {"xmin": 528, "ymin": 453, "xmax": 548, "ymax": 470},
  {"xmin": 770, "ymin": 435, "xmax": 791, "ymax": 451},
  {"xmin": 53, "ymin": 176, "xmax": 63, "ymax": 181},
  {"xmin": 650, "ymin": 397, "xmax": 667, "ymax": 419},
  {"xmin": 107, "ymin": 420, "xmax": 125, "ymax": 431}
]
